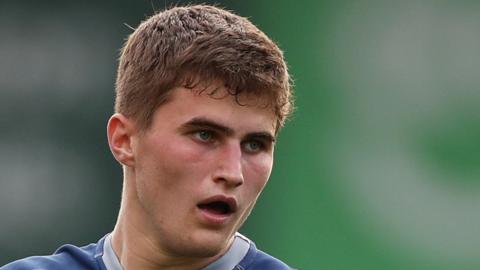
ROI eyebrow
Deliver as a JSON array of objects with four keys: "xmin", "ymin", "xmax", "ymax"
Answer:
[
  {"xmin": 179, "ymin": 117, "xmax": 276, "ymax": 142},
  {"xmin": 244, "ymin": 132, "xmax": 276, "ymax": 143}
]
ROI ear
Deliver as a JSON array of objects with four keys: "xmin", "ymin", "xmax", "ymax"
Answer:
[{"xmin": 107, "ymin": 113, "xmax": 136, "ymax": 167}]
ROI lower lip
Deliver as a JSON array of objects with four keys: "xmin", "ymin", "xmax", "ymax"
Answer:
[{"xmin": 197, "ymin": 208, "xmax": 233, "ymax": 226}]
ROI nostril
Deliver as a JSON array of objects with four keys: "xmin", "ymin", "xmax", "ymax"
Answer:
[
  {"xmin": 214, "ymin": 145, "xmax": 244, "ymax": 186},
  {"xmin": 214, "ymin": 174, "xmax": 244, "ymax": 187}
]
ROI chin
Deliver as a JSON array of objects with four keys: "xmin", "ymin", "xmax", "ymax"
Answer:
[{"xmin": 170, "ymin": 229, "xmax": 233, "ymax": 258}]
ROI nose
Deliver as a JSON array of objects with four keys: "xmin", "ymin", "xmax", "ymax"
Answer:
[{"xmin": 213, "ymin": 142, "xmax": 244, "ymax": 188}]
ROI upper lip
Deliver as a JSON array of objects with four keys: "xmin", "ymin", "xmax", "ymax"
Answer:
[{"xmin": 197, "ymin": 195, "xmax": 238, "ymax": 213}]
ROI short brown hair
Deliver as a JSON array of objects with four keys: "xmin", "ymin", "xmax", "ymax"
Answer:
[{"xmin": 115, "ymin": 4, "xmax": 293, "ymax": 130}]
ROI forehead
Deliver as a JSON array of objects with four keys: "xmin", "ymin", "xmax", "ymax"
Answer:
[{"xmin": 150, "ymin": 85, "xmax": 277, "ymax": 134}]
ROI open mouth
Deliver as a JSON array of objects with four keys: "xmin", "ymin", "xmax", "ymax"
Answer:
[
  {"xmin": 198, "ymin": 201, "xmax": 232, "ymax": 215},
  {"xmin": 197, "ymin": 196, "xmax": 237, "ymax": 216}
]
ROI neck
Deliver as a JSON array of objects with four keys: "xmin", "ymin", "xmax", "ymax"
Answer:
[{"xmin": 110, "ymin": 170, "xmax": 230, "ymax": 270}]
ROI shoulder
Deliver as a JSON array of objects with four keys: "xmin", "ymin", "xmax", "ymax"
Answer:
[
  {"xmin": 1, "ymin": 241, "xmax": 103, "ymax": 270},
  {"xmin": 248, "ymin": 249, "xmax": 293, "ymax": 270},
  {"xmin": 240, "ymin": 241, "xmax": 294, "ymax": 270}
]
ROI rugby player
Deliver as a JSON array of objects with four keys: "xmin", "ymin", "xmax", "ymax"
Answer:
[{"xmin": 1, "ymin": 4, "xmax": 294, "ymax": 270}]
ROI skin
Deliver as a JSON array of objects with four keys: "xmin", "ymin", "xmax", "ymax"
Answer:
[{"xmin": 107, "ymin": 84, "xmax": 277, "ymax": 270}]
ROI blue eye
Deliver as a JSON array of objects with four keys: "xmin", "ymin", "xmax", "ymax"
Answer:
[
  {"xmin": 194, "ymin": 130, "xmax": 213, "ymax": 142},
  {"xmin": 243, "ymin": 140, "xmax": 264, "ymax": 153}
]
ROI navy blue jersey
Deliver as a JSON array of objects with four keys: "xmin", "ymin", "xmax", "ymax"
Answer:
[{"xmin": 1, "ymin": 234, "xmax": 292, "ymax": 270}]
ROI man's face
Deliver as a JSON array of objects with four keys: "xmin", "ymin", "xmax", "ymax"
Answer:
[{"xmin": 129, "ymin": 85, "xmax": 276, "ymax": 258}]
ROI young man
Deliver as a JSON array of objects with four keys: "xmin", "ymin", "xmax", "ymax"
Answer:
[{"xmin": 1, "ymin": 4, "xmax": 293, "ymax": 270}]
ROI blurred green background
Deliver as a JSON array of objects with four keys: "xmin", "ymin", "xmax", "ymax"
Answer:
[{"xmin": 1, "ymin": 1, "xmax": 480, "ymax": 269}]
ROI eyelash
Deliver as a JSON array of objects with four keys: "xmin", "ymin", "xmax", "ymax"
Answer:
[
  {"xmin": 190, "ymin": 130, "xmax": 270, "ymax": 153},
  {"xmin": 192, "ymin": 130, "xmax": 216, "ymax": 142},
  {"xmin": 242, "ymin": 140, "xmax": 267, "ymax": 153}
]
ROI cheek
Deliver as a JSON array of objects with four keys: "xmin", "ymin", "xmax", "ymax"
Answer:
[
  {"xmin": 143, "ymin": 136, "xmax": 211, "ymax": 188},
  {"xmin": 135, "ymin": 137, "xmax": 208, "ymax": 215},
  {"xmin": 243, "ymin": 155, "xmax": 273, "ymax": 192}
]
